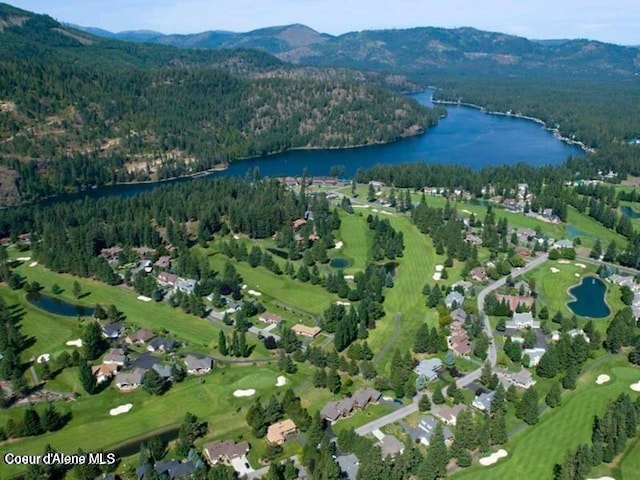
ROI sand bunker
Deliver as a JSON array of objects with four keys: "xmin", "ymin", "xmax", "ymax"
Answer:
[
  {"xmin": 29, "ymin": 261, "xmax": 38, "ymax": 267},
  {"xmin": 596, "ymin": 374, "xmax": 610, "ymax": 385},
  {"xmin": 435, "ymin": 265, "xmax": 444, "ymax": 272},
  {"xmin": 462, "ymin": 209, "xmax": 472, "ymax": 214},
  {"xmin": 372, "ymin": 209, "xmax": 379, "ymax": 213},
  {"xmin": 352, "ymin": 205, "xmax": 370, "ymax": 208},
  {"xmin": 575, "ymin": 263, "xmax": 587, "ymax": 269},
  {"xmin": 233, "ymin": 389, "xmax": 256, "ymax": 397},
  {"xmin": 380, "ymin": 211, "xmax": 392, "ymax": 215},
  {"xmin": 575, "ymin": 273, "xmax": 580, "ymax": 277},
  {"xmin": 479, "ymin": 449, "xmax": 508, "ymax": 466},
  {"xmin": 550, "ymin": 267, "xmax": 560, "ymax": 273},
  {"xmin": 276, "ymin": 376, "xmax": 286, "ymax": 387},
  {"xmin": 66, "ymin": 339, "xmax": 83, "ymax": 347},
  {"xmin": 336, "ymin": 301, "xmax": 351, "ymax": 306},
  {"xmin": 248, "ymin": 290, "xmax": 262, "ymax": 296},
  {"xmin": 344, "ymin": 275, "xmax": 354, "ymax": 280},
  {"xmin": 233, "ymin": 235, "xmax": 240, "ymax": 239},
  {"xmin": 334, "ymin": 241, "xmax": 343, "ymax": 249},
  {"xmin": 558, "ymin": 259, "xmax": 570, "ymax": 264},
  {"xmin": 16, "ymin": 256, "xmax": 31, "ymax": 261},
  {"xmin": 37, "ymin": 353, "xmax": 50, "ymax": 363},
  {"xmin": 137, "ymin": 295, "xmax": 151, "ymax": 302},
  {"xmin": 630, "ymin": 381, "xmax": 640, "ymax": 392},
  {"xmin": 432, "ymin": 273, "xmax": 442, "ymax": 281},
  {"xmin": 109, "ymin": 404, "xmax": 133, "ymax": 416},
  {"xmin": 587, "ymin": 477, "xmax": 615, "ymax": 480}
]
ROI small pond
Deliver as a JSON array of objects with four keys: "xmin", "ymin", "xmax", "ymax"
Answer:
[
  {"xmin": 621, "ymin": 206, "xmax": 640, "ymax": 219},
  {"xmin": 27, "ymin": 293, "xmax": 94, "ymax": 318},
  {"xmin": 567, "ymin": 276, "xmax": 611, "ymax": 318},
  {"xmin": 330, "ymin": 257, "xmax": 350, "ymax": 269}
]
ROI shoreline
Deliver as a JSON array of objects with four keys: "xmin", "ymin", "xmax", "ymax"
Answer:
[{"xmin": 432, "ymin": 98, "xmax": 594, "ymax": 154}]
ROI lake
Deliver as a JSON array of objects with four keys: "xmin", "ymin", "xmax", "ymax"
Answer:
[
  {"xmin": 621, "ymin": 205, "xmax": 640, "ymax": 219},
  {"xmin": 27, "ymin": 292, "xmax": 94, "ymax": 318},
  {"xmin": 36, "ymin": 90, "xmax": 583, "ymax": 205},
  {"xmin": 567, "ymin": 276, "xmax": 611, "ymax": 318}
]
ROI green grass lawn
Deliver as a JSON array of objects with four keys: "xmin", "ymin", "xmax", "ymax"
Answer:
[
  {"xmin": 335, "ymin": 212, "xmax": 372, "ymax": 272},
  {"xmin": 0, "ymin": 363, "xmax": 300, "ymax": 478},
  {"xmin": 452, "ymin": 356, "xmax": 640, "ymax": 480}
]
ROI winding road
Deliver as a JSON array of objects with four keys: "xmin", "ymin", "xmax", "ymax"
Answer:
[{"xmin": 354, "ymin": 252, "xmax": 549, "ymax": 436}]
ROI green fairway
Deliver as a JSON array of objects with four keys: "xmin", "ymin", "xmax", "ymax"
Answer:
[
  {"xmin": 452, "ymin": 357, "xmax": 640, "ymax": 480},
  {"xmin": 335, "ymin": 212, "xmax": 372, "ymax": 271},
  {"xmin": 366, "ymin": 214, "xmax": 442, "ymax": 373},
  {"xmin": 11, "ymin": 261, "xmax": 225, "ymax": 351},
  {"xmin": 0, "ymin": 363, "xmax": 300, "ymax": 478}
]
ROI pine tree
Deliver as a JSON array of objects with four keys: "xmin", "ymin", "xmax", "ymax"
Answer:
[
  {"xmin": 518, "ymin": 387, "xmax": 540, "ymax": 425},
  {"xmin": 546, "ymin": 382, "xmax": 562, "ymax": 408},
  {"xmin": 480, "ymin": 361, "xmax": 493, "ymax": 386},
  {"xmin": 22, "ymin": 408, "xmax": 43, "ymax": 436},
  {"xmin": 489, "ymin": 409, "xmax": 508, "ymax": 445},
  {"xmin": 419, "ymin": 394, "xmax": 432, "ymax": 412},
  {"xmin": 79, "ymin": 361, "xmax": 96, "ymax": 394},
  {"xmin": 414, "ymin": 323, "xmax": 430, "ymax": 353},
  {"xmin": 218, "ymin": 330, "xmax": 228, "ymax": 356},
  {"xmin": 143, "ymin": 368, "xmax": 167, "ymax": 396},
  {"xmin": 432, "ymin": 388, "xmax": 445, "ymax": 405},
  {"xmin": 41, "ymin": 403, "xmax": 64, "ymax": 432}
]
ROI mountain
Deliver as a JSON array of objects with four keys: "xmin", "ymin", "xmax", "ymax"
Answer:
[
  {"xmin": 79, "ymin": 22, "xmax": 640, "ymax": 78},
  {"xmin": 0, "ymin": 3, "xmax": 435, "ymax": 205}
]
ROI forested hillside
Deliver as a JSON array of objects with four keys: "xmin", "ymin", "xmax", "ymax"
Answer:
[{"xmin": 0, "ymin": 3, "xmax": 437, "ymax": 205}]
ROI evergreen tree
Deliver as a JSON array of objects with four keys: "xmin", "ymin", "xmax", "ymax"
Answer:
[
  {"xmin": 143, "ymin": 368, "xmax": 167, "ymax": 396},
  {"xmin": 82, "ymin": 321, "xmax": 105, "ymax": 361},
  {"xmin": 79, "ymin": 361, "xmax": 96, "ymax": 395},
  {"xmin": 419, "ymin": 394, "xmax": 432, "ymax": 412},
  {"xmin": 218, "ymin": 330, "xmax": 228, "ymax": 356},
  {"xmin": 546, "ymin": 382, "xmax": 562, "ymax": 408},
  {"xmin": 518, "ymin": 387, "xmax": 540, "ymax": 425},
  {"xmin": 414, "ymin": 323, "xmax": 430, "ymax": 353},
  {"xmin": 22, "ymin": 408, "xmax": 43, "ymax": 436},
  {"xmin": 432, "ymin": 388, "xmax": 445, "ymax": 405}
]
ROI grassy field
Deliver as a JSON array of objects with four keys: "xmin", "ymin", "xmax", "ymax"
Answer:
[
  {"xmin": 335, "ymin": 212, "xmax": 372, "ymax": 272},
  {"xmin": 452, "ymin": 356, "xmax": 640, "ymax": 480},
  {"xmin": 0, "ymin": 363, "xmax": 303, "ymax": 478}
]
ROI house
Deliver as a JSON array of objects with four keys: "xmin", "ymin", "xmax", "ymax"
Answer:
[
  {"xmin": 321, "ymin": 398, "xmax": 355, "ymax": 423},
  {"xmin": 266, "ymin": 419, "xmax": 298, "ymax": 445},
  {"xmin": 292, "ymin": 219, "xmax": 307, "ymax": 231},
  {"xmin": 503, "ymin": 199, "xmax": 521, "ymax": 212},
  {"xmin": 496, "ymin": 294, "xmax": 535, "ymax": 313},
  {"xmin": 414, "ymin": 358, "xmax": 443, "ymax": 381},
  {"xmin": 336, "ymin": 454, "xmax": 359, "ymax": 480},
  {"xmin": 92, "ymin": 364, "xmax": 118, "ymax": 384},
  {"xmin": 554, "ymin": 239, "xmax": 574, "ymax": 249},
  {"xmin": 504, "ymin": 368, "xmax": 536, "ymax": 389},
  {"xmin": 452, "ymin": 280, "xmax": 473, "ymax": 293},
  {"xmin": 152, "ymin": 364, "xmax": 173, "ymax": 380},
  {"xmin": 157, "ymin": 272, "xmax": 178, "ymax": 288},
  {"xmin": 515, "ymin": 246, "xmax": 531, "ymax": 257},
  {"xmin": 259, "ymin": 312, "xmax": 282, "ymax": 325},
  {"xmin": 147, "ymin": 337, "xmax": 177, "ymax": 353},
  {"xmin": 292, "ymin": 324, "xmax": 321, "ymax": 338},
  {"xmin": 352, "ymin": 387, "xmax": 381, "ymax": 408},
  {"xmin": 131, "ymin": 353, "xmax": 162, "ymax": 371},
  {"xmin": 126, "ymin": 329, "xmax": 156, "ymax": 345},
  {"xmin": 449, "ymin": 331, "xmax": 472, "ymax": 357},
  {"xmin": 104, "ymin": 348, "xmax": 128, "ymax": 366},
  {"xmin": 202, "ymin": 439, "xmax": 250, "ymax": 467},
  {"xmin": 378, "ymin": 435, "xmax": 405, "ymax": 458},
  {"xmin": 523, "ymin": 348, "xmax": 547, "ymax": 367},
  {"xmin": 433, "ymin": 404, "xmax": 466, "ymax": 425},
  {"xmin": 101, "ymin": 322, "xmax": 124, "ymax": 339},
  {"xmin": 445, "ymin": 291, "xmax": 464, "ymax": 309},
  {"xmin": 450, "ymin": 308, "xmax": 467, "ymax": 324},
  {"xmin": 369, "ymin": 181, "xmax": 385, "ymax": 191},
  {"xmin": 100, "ymin": 246, "xmax": 123, "ymax": 261},
  {"xmin": 132, "ymin": 246, "xmax": 156, "ymax": 259},
  {"xmin": 414, "ymin": 416, "xmax": 454, "ymax": 446},
  {"xmin": 115, "ymin": 368, "xmax": 146, "ymax": 391},
  {"xmin": 144, "ymin": 459, "xmax": 197, "ymax": 480},
  {"xmin": 184, "ymin": 354, "xmax": 213, "ymax": 375},
  {"xmin": 516, "ymin": 228, "xmax": 536, "ymax": 243},
  {"xmin": 465, "ymin": 233, "xmax": 483, "ymax": 246},
  {"xmin": 154, "ymin": 256, "xmax": 171, "ymax": 268},
  {"xmin": 513, "ymin": 280, "xmax": 531, "ymax": 296},
  {"xmin": 567, "ymin": 329, "xmax": 590, "ymax": 343},
  {"xmin": 505, "ymin": 312, "xmax": 540, "ymax": 329},
  {"xmin": 472, "ymin": 391, "xmax": 495, "ymax": 412},
  {"xmin": 470, "ymin": 266, "xmax": 487, "ymax": 282},
  {"xmin": 176, "ymin": 277, "xmax": 196, "ymax": 294}
]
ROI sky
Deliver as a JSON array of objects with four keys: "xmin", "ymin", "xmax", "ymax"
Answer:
[{"xmin": 7, "ymin": 0, "xmax": 640, "ymax": 45}]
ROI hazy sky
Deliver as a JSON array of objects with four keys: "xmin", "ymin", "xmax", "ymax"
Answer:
[{"xmin": 8, "ymin": 0, "xmax": 640, "ymax": 45}]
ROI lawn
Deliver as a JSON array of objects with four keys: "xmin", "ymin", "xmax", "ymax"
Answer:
[
  {"xmin": 452, "ymin": 356, "xmax": 640, "ymax": 480},
  {"xmin": 11, "ymin": 260, "xmax": 225, "ymax": 352},
  {"xmin": 524, "ymin": 259, "xmax": 620, "ymax": 322},
  {"xmin": 335, "ymin": 211, "xmax": 372, "ymax": 272},
  {"xmin": 0, "ymin": 363, "xmax": 299, "ymax": 478}
]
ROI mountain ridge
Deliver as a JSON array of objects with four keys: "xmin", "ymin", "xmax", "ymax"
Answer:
[{"xmin": 71, "ymin": 21, "xmax": 640, "ymax": 78}]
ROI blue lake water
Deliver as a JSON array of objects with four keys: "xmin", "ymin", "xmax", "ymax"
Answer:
[
  {"xmin": 27, "ymin": 293, "xmax": 94, "ymax": 318},
  {"xmin": 330, "ymin": 258, "xmax": 350, "ymax": 269},
  {"xmin": 567, "ymin": 276, "xmax": 611, "ymax": 318},
  {"xmin": 621, "ymin": 206, "xmax": 640, "ymax": 219},
  {"xmin": 39, "ymin": 90, "xmax": 584, "ymax": 205}
]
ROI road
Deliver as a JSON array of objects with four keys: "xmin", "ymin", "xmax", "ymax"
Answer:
[{"xmin": 353, "ymin": 252, "xmax": 549, "ymax": 437}]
